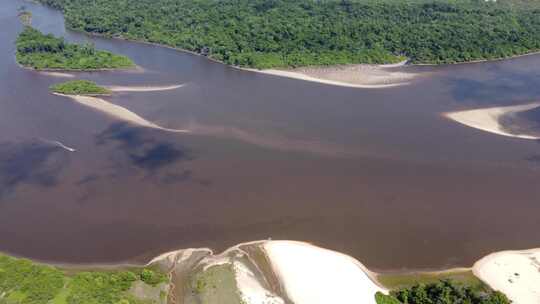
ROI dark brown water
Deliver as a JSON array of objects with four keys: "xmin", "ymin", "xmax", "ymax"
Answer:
[{"xmin": 1, "ymin": 0, "xmax": 540, "ymax": 271}]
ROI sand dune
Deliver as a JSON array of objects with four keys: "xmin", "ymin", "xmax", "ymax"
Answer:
[
  {"xmin": 54, "ymin": 93, "xmax": 190, "ymax": 133},
  {"xmin": 106, "ymin": 84, "xmax": 184, "ymax": 92},
  {"xmin": 473, "ymin": 248, "xmax": 540, "ymax": 304},
  {"xmin": 444, "ymin": 103, "xmax": 540, "ymax": 140},
  {"xmin": 263, "ymin": 241, "xmax": 387, "ymax": 304}
]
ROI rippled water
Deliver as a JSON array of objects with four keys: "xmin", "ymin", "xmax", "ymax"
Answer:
[{"xmin": 1, "ymin": 0, "xmax": 539, "ymax": 270}]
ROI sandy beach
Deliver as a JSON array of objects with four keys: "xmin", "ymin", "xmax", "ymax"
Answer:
[
  {"xmin": 444, "ymin": 103, "xmax": 540, "ymax": 140},
  {"xmin": 53, "ymin": 93, "xmax": 190, "ymax": 133},
  {"xmin": 247, "ymin": 60, "xmax": 417, "ymax": 89},
  {"xmin": 473, "ymin": 248, "xmax": 540, "ymax": 304},
  {"xmin": 263, "ymin": 241, "xmax": 387, "ymax": 304}
]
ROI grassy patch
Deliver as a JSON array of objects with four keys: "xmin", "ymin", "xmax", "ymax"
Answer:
[
  {"xmin": 188, "ymin": 264, "xmax": 243, "ymax": 304},
  {"xmin": 50, "ymin": 80, "xmax": 111, "ymax": 95},
  {"xmin": 375, "ymin": 292, "xmax": 401, "ymax": 304},
  {"xmin": 377, "ymin": 269, "xmax": 485, "ymax": 291}
]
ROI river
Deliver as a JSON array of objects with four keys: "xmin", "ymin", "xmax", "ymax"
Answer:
[{"xmin": 1, "ymin": 0, "xmax": 539, "ymax": 271}]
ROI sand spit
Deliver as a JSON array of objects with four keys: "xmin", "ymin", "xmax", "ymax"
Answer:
[
  {"xmin": 38, "ymin": 71, "xmax": 74, "ymax": 78},
  {"xmin": 247, "ymin": 61, "xmax": 416, "ymax": 89},
  {"xmin": 106, "ymin": 84, "xmax": 184, "ymax": 92},
  {"xmin": 445, "ymin": 103, "xmax": 540, "ymax": 140},
  {"xmin": 53, "ymin": 93, "xmax": 190, "ymax": 133},
  {"xmin": 39, "ymin": 138, "xmax": 76, "ymax": 152},
  {"xmin": 473, "ymin": 248, "xmax": 540, "ymax": 304},
  {"xmin": 263, "ymin": 241, "xmax": 387, "ymax": 304},
  {"xmin": 145, "ymin": 240, "xmax": 387, "ymax": 304}
]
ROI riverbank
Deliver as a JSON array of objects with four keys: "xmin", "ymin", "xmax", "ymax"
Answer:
[{"xmin": 2, "ymin": 240, "xmax": 529, "ymax": 304}]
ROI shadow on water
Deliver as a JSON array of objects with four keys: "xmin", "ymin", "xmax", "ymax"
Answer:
[
  {"xmin": 95, "ymin": 122, "xmax": 196, "ymax": 182},
  {"xmin": 0, "ymin": 141, "xmax": 67, "ymax": 199},
  {"xmin": 447, "ymin": 63, "xmax": 540, "ymax": 105}
]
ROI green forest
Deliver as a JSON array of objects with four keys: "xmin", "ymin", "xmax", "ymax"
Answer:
[
  {"xmin": 0, "ymin": 254, "xmax": 167, "ymax": 304},
  {"xmin": 50, "ymin": 80, "xmax": 111, "ymax": 95},
  {"xmin": 376, "ymin": 280, "xmax": 511, "ymax": 304},
  {"xmin": 16, "ymin": 26, "xmax": 134, "ymax": 70},
  {"xmin": 37, "ymin": 0, "xmax": 540, "ymax": 68}
]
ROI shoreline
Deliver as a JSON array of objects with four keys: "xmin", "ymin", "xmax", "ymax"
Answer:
[
  {"xmin": 58, "ymin": 28, "xmax": 540, "ymax": 89},
  {"xmin": 17, "ymin": 61, "xmax": 141, "ymax": 73},
  {"xmin": 2, "ymin": 240, "xmax": 539, "ymax": 304},
  {"xmin": 414, "ymin": 49, "xmax": 540, "ymax": 67},
  {"xmin": 78, "ymin": 29, "xmax": 540, "ymax": 69},
  {"xmin": 0, "ymin": 240, "xmax": 530, "ymax": 287}
]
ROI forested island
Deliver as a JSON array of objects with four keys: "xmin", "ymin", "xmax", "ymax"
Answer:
[
  {"xmin": 50, "ymin": 80, "xmax": 111, "ymax": 95},
  {"xmin": 16, "ymin": 26, "xmax": 134, "ymax": 70},
  {"xmin": 36, "ymin": 0, "xmax": 540, "ymax": 68}
]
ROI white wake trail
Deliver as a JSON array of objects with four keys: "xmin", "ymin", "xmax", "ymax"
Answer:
[{"xmin": 39, "ymin": 138, "xmax": 77, "ymax": 152}]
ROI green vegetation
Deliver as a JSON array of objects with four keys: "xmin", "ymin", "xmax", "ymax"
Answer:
[
  {"xmin": 0, "ymin": 253, "xmax": 168, "ymax": 304},
  {"xmin": 375, "ymin": 292, "xmax": 402, "ymax": 304},
  {"xmin": 377, "ymin": 269, "xmax": 484, "ymax": 290},
  {"xmin": 16, "ymin": 26, "xmax": 134, "ymax": 70},
  {"xmin": 390, "ymin": 280, "xmax": 511, "ymax": 304},
  {"xmin": 50, "ymin": 80, "xmax": 111, "ymax": 95},
  {"xmin": 36, "ymin": 0, "xmax": 540, "ymax": 68}
]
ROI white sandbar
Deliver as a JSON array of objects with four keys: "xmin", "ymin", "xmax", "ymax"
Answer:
[
  {"xmin": 473, "ymin": 248, "xmax": 540, "ymax": 304},
  {"xmin": 106, "ymin": 84, "xmax": 184, "ymax": 92},
  {"xmin": 445, "ymin": 103, "xmax": 540, "ymax": 140},
  {"xmin": 39, "ymin": 71, "xmax": 74, "ymax": 78},
  {"xmin": 54, "ymin": 93, "xmax": 190, "ymax": 133},
  {"xmin": 246, "ymin": 60, "xmax": 415, "ymax": 89},
  {"xmin": 263, "ymin": 241, "xmax": 386, "ymax": 304}
]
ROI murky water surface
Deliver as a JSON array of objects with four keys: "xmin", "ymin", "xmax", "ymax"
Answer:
[{"xmin": 1, "ymin": 0, "xmax": 539, "ymax": 270}]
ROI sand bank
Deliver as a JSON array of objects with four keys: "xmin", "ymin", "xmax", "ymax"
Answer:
[
  {"xmin": 106, "ymin": 84, "xmax": 184, "ymax": 92},
  {"xmin": 263, "ymin": 241, "xmax": 387, "ymax": 304},
  {"xmin": 473, "ymin": 248, "xmax": 540, "ymax": 304},
  {"xmin": 38, "ymin": 71, "xmax": 74, "ymax": 78},
  {"xmin": 233, "ymin": 260, "xmax": 284, "ymax": 304},
  {"xmin": 247, "ymin": 61, "xmax": 416, "ymax": 89},
  {"xmin": 53, "ymin": 93, "xmax": 190, "ymax": 133},
  {"xmin": 444, "ymin": 103, "xmax": 540, "ymax": 140}
]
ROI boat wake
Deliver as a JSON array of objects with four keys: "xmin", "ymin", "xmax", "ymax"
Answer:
[{"xmin": 39, "ymin": 138, "xmax": 76, "ymax": 152}]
